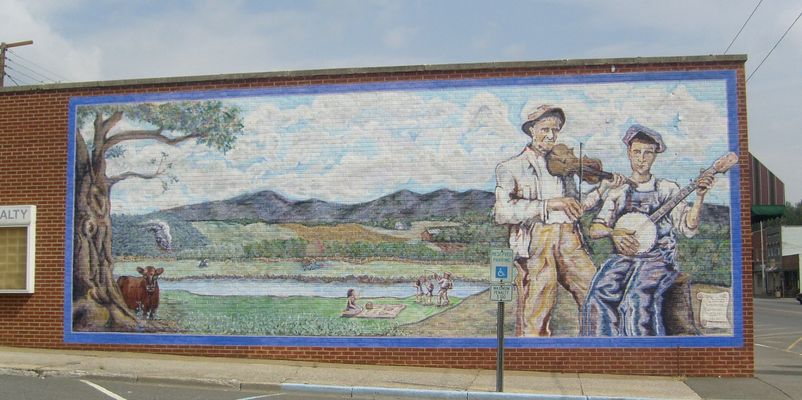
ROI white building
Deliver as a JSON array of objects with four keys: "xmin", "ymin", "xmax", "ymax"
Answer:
[{"xmin": 781, "ymin": 226, "xmax": 802, "ymax": 297}]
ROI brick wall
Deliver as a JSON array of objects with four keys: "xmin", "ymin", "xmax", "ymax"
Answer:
[{"xmin": 0, "ymin": 56, "xmax": 754, "ymax": 377}]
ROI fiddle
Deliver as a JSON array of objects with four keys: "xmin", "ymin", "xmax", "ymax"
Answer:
[{"xmin": 546, "ymin": 143, "xmax": 634, "ymax": 185}]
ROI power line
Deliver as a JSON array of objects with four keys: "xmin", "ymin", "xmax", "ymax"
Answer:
[
  {"xmin": 6, "ymin": 65, "xmax": 45, "ymax": 84},
  {"xmin": 0, "ymin": 40, "xmax": 34, "ymax": 87},
  {"xmin": 724, "ymin": 0, "xmax": 763, "ymax": 54},
  {"xmin": 6, "ymin": 56, "xmax": 60, "ymax": 83},
  {"xmin": 5, "ymin": 57, "xmax": 60, "ymax": 83},
  {"xmin": 7, "ymin": 48, "xmax": 69, "ymax": 82},
  {"xmin": 4, "ymin": 64, "xmax": 47, "ymax": 85},
  {"xmin": 747, "ymin": 9, "xmax": 802, "ymax": 82},
  {"xmin": 3, "ymin": 72, "xmax": 22, "ymax": 86}
]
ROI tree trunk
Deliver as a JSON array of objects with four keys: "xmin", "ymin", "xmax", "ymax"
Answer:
[
  {"xmin": 70, "ymin": 134, "xmax": 174, "ymax": 332},
  {"xmin": 71, "ymin": 158, "xmax": 142, "ymax": 331}
]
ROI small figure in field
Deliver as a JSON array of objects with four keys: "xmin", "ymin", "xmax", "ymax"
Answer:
[
  {"xmin": 414, "ymin": 275, "xmax": 427, "ymax": 302},
  {"xmin": 425, "ymin": 280, "xmax": 435, "ymax": 305},
  {"xmin": 344, "ymin": 288, "xmax": 362, "ymax": 314},
  {"xmin": 435, "ymin": 272, "xmax": 453, "ymax": 306}
]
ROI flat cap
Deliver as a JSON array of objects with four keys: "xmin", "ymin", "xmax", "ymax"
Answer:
[{"xmin": 622, "ymin": 124, "xmax": 666, "ymax": 153}]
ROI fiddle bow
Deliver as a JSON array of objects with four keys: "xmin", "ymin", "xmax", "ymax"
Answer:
[{"xmin": 546, "ymin": 143, "xmax": 635, "ymax": 186}]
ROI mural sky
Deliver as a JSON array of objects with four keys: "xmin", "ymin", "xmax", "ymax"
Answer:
[{"xmin": 79, "ymin": 78, "xmax": 732, "ymax": 215}]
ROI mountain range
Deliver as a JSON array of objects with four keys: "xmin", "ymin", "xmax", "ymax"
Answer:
[
  {"xmin": 154, "ymin": 189, "xmax": 496, "ymax": 223},
  {"xmin": 148, "ymin": 188, "xmax": 732, "ymax": 226}
]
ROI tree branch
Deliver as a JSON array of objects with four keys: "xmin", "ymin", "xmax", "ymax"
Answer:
[
  {"xmin": 75, "ymin": 128, "xmax": 90, "ymax": 173},
  {"xmin": 93, "ymin": 111, "xmax": 123, "ymax": 161},
  {"xmin": 107, "ymin": 152, "xmax": 170, "ymax": 187},
  {"xmin": 108, "ymin": 170, "xmax": 163, "ymax": 187},
  {"xmin": 101, "ymin": 129, "xmax": 202, "ymax": 153}
]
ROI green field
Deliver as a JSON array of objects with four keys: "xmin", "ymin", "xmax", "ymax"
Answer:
[
  {"xmin": 191, "ymin": 221, "xmax": 298, "ymax": 243},
  {"xmin": 115, "ymin": 259, "xmax": 488, "ymax": 282},
  {"xmin": 157, "ymin": 290, "xmax": 462, "ymax": 336},
  {"xmin": 190, "ymin": 220, "xmax": 456, "ymax": 244}
]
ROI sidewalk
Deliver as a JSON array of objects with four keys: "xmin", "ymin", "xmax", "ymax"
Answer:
[{"xmin": 0, "ymin": 346, "xmax": 752, "ymax": 400}]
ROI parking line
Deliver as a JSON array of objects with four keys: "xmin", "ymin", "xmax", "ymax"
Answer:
[
  {"xmin": 755, "ymin": 331, "xmax": 802, "ymax": 338},
  {"xmin": 238, "ymin": 394, "xmax": 283, "ymax": 400},
  {"xmin": 787, "ymin": 336, "xmax": 802, "ymax": 351},
  {"xmin": 753, "ymin": 307, "xmax": 802, "ymax": 316},
  {"xmin": 756, "ymin": 326, "xmax": 792, "ymax": 332},
  {"xmin": 80, "ymin": 379, "xmax": 128, "ymax": 400}
]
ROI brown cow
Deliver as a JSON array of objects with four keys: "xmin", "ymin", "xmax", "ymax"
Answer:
[{"xmin": 117, "ymin": 266, "xmax": 164, "ymax": 319}]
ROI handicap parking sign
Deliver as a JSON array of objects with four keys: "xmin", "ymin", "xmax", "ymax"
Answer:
[{"xmin": 489, "ymin": 248, "xmax": 513, "ymax": 283}]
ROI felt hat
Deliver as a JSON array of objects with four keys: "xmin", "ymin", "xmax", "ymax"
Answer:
[{"xmin": 521, "ymin": 104, "xmax": 565, "ymax": 135}]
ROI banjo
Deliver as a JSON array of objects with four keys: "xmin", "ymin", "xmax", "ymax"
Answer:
[{"xmin": 613, "ymin": 152, "xmax": 738, "ymax": 255}]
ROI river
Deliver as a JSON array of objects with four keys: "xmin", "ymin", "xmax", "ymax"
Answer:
[{"xmin": 159, "ymin": 278, "xmax": 489, "ymax": 298}]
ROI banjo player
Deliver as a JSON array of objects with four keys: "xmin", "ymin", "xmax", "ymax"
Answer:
[{"xmin": 579, "ymin": 124, "xmax": 716, "ymax": 337}]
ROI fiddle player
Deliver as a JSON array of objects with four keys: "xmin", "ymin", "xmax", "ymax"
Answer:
[
  {"xmin": 580, "ymin": 124, "xmax": 715, "ymax": 336},
  {"xmin": 493, "ymin": 104, "xmax": 625, "ymax": 337}
]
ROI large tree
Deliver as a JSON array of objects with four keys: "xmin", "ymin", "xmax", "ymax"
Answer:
[
  {"xmin": 782, "ymin": 201, "xmax": 802, "ymax": 225},
  {"xmin": 71, "ymin": 101, "xmax": 244, "ymax": 331}
]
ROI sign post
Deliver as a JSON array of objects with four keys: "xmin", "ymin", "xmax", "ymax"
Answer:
[
  {"xmin": 489, "ymin": 248, "xmax": 513, "ymax": 392},
  {"xmin": 496, "ymin": 298, "xmax": 505, "ymax": 392}
]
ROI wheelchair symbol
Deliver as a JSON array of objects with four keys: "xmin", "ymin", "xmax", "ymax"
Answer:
[{"xmin": 495, "ymin": 266, "xmax": 509, "ymax": 279}]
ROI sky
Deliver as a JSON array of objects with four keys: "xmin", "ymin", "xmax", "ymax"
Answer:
[
  {"xmin": 77, "ymin": 75, "xmax": 732, "ymax": 214},
  {"xmin": 3, "ymin": 0, "xmax": 801, "ymax": 204}
]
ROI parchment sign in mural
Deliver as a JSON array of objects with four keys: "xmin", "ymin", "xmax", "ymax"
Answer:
[{"xmin": 65, "ymin": 71, "xmax": 743, "ymax": 348}]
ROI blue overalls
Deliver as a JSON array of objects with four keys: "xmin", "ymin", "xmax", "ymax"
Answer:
[{"xmin": 580, "ymin": 182, "xmax": 680, "ymax": 336}]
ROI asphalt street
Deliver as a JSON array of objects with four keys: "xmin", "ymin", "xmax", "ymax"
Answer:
[
  {"xmin": 686, "ymin": 297, "xmax": 802, "ymax": 400},
  {"xmin": 0, "ymin": 375, "xmax": 353, "ymax": 400},
  {"xmin": 753, "ymin": 297, "xmax": 802, "ymax": 400},
  {"xmin": 753, "ymin": 297, "xmax": 802, "ymax": 353}
]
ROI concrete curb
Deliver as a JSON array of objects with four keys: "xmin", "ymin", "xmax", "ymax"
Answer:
[
  {"xmin": 0, "ymin": 366, "xmax": 241, "ymax": 389},
  {"xmin": 280, "ymin": 383, "xmax": 655, "ymax": 400},
  {"xmin": 0, "ymin": 367, "xmax": 39, "ymax": 378},
  {"xmin": 136, "ymin": 375, "xmax": 241, "ymax": 389},
  {"xmin": 0, "ymin": 365, "xmax": 674, "ymax": 400},
  {"xmin": 239, "ymin": 382, "xmax": 284, "ymax": 392}
]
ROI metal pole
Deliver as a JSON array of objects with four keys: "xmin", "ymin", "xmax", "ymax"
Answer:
[
  {"xmin": 0, "ymin": 44, "xmax": 5, "ymax": 87},
  {"xmin": 496, "ymin": 301, "xmax": 504, "ymax": 392},
  {"xmin": 760, "ymin": 221, "xmax": 767, "ymax": 295},
  {"xmin": 0, "ymin": 40, "xmax": 34, "ymax": 87}
]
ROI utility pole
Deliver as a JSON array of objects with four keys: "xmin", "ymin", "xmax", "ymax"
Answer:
[{"xmin": 1, "ymin": 40, "xmax": 34, "ymax": 87}]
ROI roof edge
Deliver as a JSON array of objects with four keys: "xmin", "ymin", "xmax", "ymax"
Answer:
[{"xmin": 1, "ymin": 54, "xmax": 747, "ymax": 93}]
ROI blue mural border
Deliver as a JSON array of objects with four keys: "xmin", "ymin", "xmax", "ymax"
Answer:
[{"xmin": 64, "ymin": 69, "xmax": 744, "ymax": 348}]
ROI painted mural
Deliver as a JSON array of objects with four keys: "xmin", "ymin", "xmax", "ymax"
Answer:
[{"xmin": 65, "ymin": 71, "xmax": 742, "ymax": 347}]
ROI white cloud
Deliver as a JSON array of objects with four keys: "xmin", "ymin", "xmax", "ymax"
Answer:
[
  {"xmin": 516, "ymin": 81, "xmax": 734, "ymax": 203},
  {"xmin": 0, "ymin": 0, "xmax": 101, "ymax": 83},
  {"xmin": 103, "ymin": 76, "xmax": 737, "ymax": 213}
]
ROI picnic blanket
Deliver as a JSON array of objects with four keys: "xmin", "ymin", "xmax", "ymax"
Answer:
[{"xmin": 341, "ymin": 304, "xmax": 406, "ymax": 319}]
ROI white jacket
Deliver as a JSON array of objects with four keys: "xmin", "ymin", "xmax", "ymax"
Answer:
[{"xmin": 493, "ymin": 147, "xmax": 601, "ymax": 258}]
